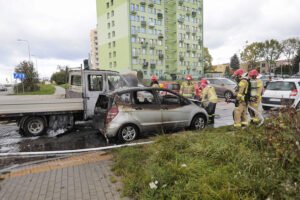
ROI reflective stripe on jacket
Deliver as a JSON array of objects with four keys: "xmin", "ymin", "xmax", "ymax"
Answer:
[
  {"xmin": 180, "ymin": 82, "xmax": 195, "ymax": 97},
  {"xmin": 201, "ymin": 85, "xmax": 218, "ymax": 103},
  {"xmin": 236, "ymin": 79, "xmax": 249, "ymax": 102}
]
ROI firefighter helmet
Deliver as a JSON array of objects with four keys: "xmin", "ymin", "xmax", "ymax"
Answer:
[
  {"xmin": 248, "ymin": 70, "xmax": 259, "ymax": 79},
  {"xmin": 200, "ymin": 78, "xmax": 207, "ymax": 85},
  {"xmin": 233, "ymin": 69, "xmax": 244, "ymax": 78},
  {"xmin": 151, "ymin": 76, "xmax": 157, "ymax": 82},
  {"xmin": 186, "ymin": 75, "xmax": 192, "ymax": 80}
]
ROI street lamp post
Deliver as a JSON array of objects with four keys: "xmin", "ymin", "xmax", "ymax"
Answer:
[
  {"xmin": 17, "ymin": 39, "xmax": 31, "ymax": 61},
  {"xmin": 31, "ymin": 54, "xmax": 38, "ymax": 75}
]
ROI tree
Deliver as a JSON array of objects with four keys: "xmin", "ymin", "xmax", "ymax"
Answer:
[
  {"xmin": 203, "ymin": 47, "xmax": 213, "ymax": 73},
  {"xmin": 14, "ymin": 61, "xmax": 40, "ymax": 92},
  {"xmin": 261, "ymin": 39, "xmax": 283, "ymax": 74},
  {"xmin": 240, "ymin": 42, "xmax": 264, "ymax": 70},
  {"xmin": 230, "ymin": 54, "xmax": 240, "ymax": 70},
  {"xmin": 292, "ymin": 47, "xmax": 300, "ymax": 74},
  {"xmin": 51, "ymin": 69, "xmax": 68, "ymax": 85},
  {"xmin": 281, "ymin": 38, "xmax": 300, "ymax": 74}
]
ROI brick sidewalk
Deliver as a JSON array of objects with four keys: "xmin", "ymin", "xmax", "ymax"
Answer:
[{"xmin": 0, "ymin": 152, "xmax": 131, "ymax": 200}]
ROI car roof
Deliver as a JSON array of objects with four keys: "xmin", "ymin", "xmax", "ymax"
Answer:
[{"xmin": 270, "ymin": 79, "xmax": 300, "ymax": 82}]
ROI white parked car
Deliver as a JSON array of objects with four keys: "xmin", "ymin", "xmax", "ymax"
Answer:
[
  {"xmin": 262, "ymin": 79, "xmax": 300, "ymax": 110},
  {"xmin": 0, "ymin": 84, "xmax": 7, "ymax": 91}
]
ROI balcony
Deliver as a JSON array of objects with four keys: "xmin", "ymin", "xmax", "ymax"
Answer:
[
  {"xmin": 198, "ymin": 39, "xmax": 202, "ymax": 45},
  {"xmin": 157, "ymin": 13, "xmax": 163, "ymax": 19},
  {"xmin": 192, "ymin": 29, "xmax": 197, "ymax": 34},
  {"xmin": 149, "ymin": 43, "xmax": 155, "ymax": 49},
  {"xmin": 132, "ymin": 53, "xmax": 139, "ymax": 58},
  {"xmin": 198, "ymin": 57, "xmax": 202, "ymax": 62},
  {"xmin": 186, "ymin": 28, "xmax": 190, "ymax": 33},
  {"xmin": 192, "ymin": 48, "xmax": 197, "ymax": 52},
  {"xmin": 141, "ymin": 42, "xmax": 148, "ymax": 48},
  {"xmin": 158, "ymin": 33, "xmax": 164, "ymax": 39},
  {"xmin": 143, "ymin": 62, "xmax": 149, "ymax": 68},
  {"xmin": 141, "ymin": 21, "xmax": 147, "ymax": 26},
  {"xmin": 148, "ymin": 0, "xmax": 153, "ymax": 7},
  {"xmin": 179, "ymin": 36, "xmax": 184, "ymax": 42},
  {"xmin": 192, "ymin": 11, "xmax": 197, "ymax": 17},
  {"xmin": 159, "ymin": 54, "xmax": 164, "ymax": 59},
  {"xmin": 130, "ymin": 9, "xmax": 136, "ymax": 14},
  {"xmin": 180, "ymin": 55, "xmax": 184, "ymax": 61},
  {"xmin": 177, "ymin": 17, "xmax": 184, "ymax": 23},
  {"xmin": 131, "ymin": 31, "xmax": 137, "ymax": 36},
  {"xmin": 186, "ymin": 46, "xmax": 191, "ymax": 51},
  {"xmin": 178, "ymin": 0, "xmax": 183, "ymax": 4},
  {"xmin": 140, "ymin": 0, "xmax": 146, "ymax": 4},
  {"xmin": 149, "ymin": 22, "xmax": 155, "ymax": 27},
  {"xmin": 150, "ymin": 63, "xmax": 156, "ymax": 69}
]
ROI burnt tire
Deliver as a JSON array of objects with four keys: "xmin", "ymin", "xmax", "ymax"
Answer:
[
  {"xmin": 117, "ymin": 124, "xmax": 138, "ymax": 143},
  {"xmin": 224, "ymin": 91, "xmax": 233, "ymax": 100},
  {"xmin": 23, "ymin": 117, "xmax": 47, "ymax": 137},
  {"xmin": 190, "ymin": 115, "xmax": 206, "ymax": 130}
]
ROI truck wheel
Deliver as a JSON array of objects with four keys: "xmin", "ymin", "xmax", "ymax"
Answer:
[
  {"xmin": 23, "ymin": 117, "xmax": 47, "ymax": 137},
  {"xmin": 118, "ymin": 124, "xmax": 138, "ymax": 143}
]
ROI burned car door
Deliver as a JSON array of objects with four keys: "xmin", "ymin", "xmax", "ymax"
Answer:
[
  {"xmin": 131, "ymin": 90, "xmax": 162, "ymax": 132},
  {"xmin": 156, "ymin": 89, "xmax": 190, "ymax": 131},
  {"xmin": 93, "ymin": 94, "xmax": 111, "ymax": 130}
]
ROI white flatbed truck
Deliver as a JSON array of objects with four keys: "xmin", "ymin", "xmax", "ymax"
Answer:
[{"xmin": 0, "ymin": 68, "xmax": 137, "ymax": 136}]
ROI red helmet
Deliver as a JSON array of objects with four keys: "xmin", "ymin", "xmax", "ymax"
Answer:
[
  {"xmin": 233, "ymin": 69, "xmax": 244, "ymax": 77},
  {"xmin": 186, "ymin": 75, "xmax": 192, "ymax": 80},
  {"xmin": 200, "ymin": 78, "xmax": 207, "ymax": 85},
  {"xmin": 248, "ymin": 70, "xmax": 259, "ymax": 78},
  {"xmin": 151, "ymin": 76, "xmax": 157, "ymax": 82}
]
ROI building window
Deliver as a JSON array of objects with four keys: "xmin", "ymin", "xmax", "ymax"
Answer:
[
  {"xmin": 108, "ymin": 33, "xmax": 111, "ymax": 39},
  {"xmin": 141, "ymin": 16, "xmax": 145, "ymax": 21},
  {"xmin": 130, "ymin": 3, "xmax": 135, "ymax": 12},
  {"xmin": 141, "ymin": 27, "xmax": 145, "ymax": 33},
  {"xmin": 107, "ymin": 23, "xmax": 110, "ymax": 28},
  {"xmin": 141, "ymin": 5, "xmax": 145, "ymax": 12},
  {"xmin": 130, "ymin": 15, "xmax": 135, "ymax": 21},
  {"xmin": 107, "ymin": 13, "xmax": 110, "ymax": 19},
  {"xmin": 112, "ymin": 31, "xmax": 115, "ymax": 37},
  {"xmin": 109, "ymin": 62, "xmax": 112, "ymax": 67},
  {"xmin": 113, "ymin": 41, "xmax": 116, "ymax": 47},
  {"xmin": 137, "ymin": 26, "xmax": 140, "ymax": 33},
  {"xmin": 132, "ymin": 59, "xmax": 137, "ymax": 64},
  {"xmin": 111, "ymin": 0, "xmax": 114, "ymax": 6},
  {"xmin": 131, "ymin": 37, "xmax": 136, "ymax": 43},
  {"xmin": 109, "ymin": 52, "xmax": 112, "ymax": 58},
  {"xmin": 114, "ymin": 61, "xmax": 117, "ymax": 67},
  {"xmin": 148, "ymin": 29, "xmax": 153, "ymax": 34},
  {"xmin": 136, "ymin": 4, "xmax": 139, "ymax": 11},
  {"xmin": 106, "ymin": 2, "xmax": 109, "ymax": 8},
  {"xmin": 113, "ymin": 51, "xmax": 116, "ymax": 57},
  {"xmin": 112, "ymin": 20, "xmax": 115, "ymax": 27},
  {"xmin": 158, "ymin": 20, "xmax": 162, "ymax": 26},
  {"xmin": 142, "ymin": 48, "xmax": 146, "ymax": 54},
  {"xmin": 157, "ymin": 0, "xmax": 161, "ymax": 5},
  {"xmin": 111, "ymin": 10, "xmax": 114, "ymax": 17},
  {"xmin": 150, "ymin": 49, "xmax": 153, "ymax": 55},
  {"xmin": 108, "ymin": 42, "xmax": 111, "ymax": 48},
  {"xmin": 136, "ymin": 15, "xmax": 139, "ymax": 21},
  {"xmin": 148, "ymin": 8, "xmax": 152, "ymax": 13}
]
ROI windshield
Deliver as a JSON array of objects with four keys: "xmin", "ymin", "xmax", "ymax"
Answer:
[
  {"xmin": 107, "ymin": 74, "xmax": 130, "ymax": 91},
  {"xmin": 222, "ymin": 79, "xmax": 236, "ymax": 85},
  {"xmin": 167, "ymin": 84, "xmax": 180, "ymax": 90},
  {"xmin": 266, "ymin": 82, "xmax": 296, "ymax": 91}
]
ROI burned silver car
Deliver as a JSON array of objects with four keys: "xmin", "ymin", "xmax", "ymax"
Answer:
[{"xmin": 94, "ymin": 87, "xmax": 208, "ymax": 142}]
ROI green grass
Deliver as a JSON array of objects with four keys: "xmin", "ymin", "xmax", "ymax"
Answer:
[
  {"xmin": 112, "ymin": 109, "xmax": 300, "ymax": 200},
  {"xmin": 13, "ymin": 84, "xmax": 56, "ymax": 95}
]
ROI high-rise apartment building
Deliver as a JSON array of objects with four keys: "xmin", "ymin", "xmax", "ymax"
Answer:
[
  {"xmin": 96, "ymin": 0, "xmax": 203, "ymax": 79},
  {"xmin": 90, "ymin": 28, "xmax": 100, "ymax": 69}
]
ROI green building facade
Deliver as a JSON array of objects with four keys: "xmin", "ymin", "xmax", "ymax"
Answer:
[{"xmin": 96, "ymin": 0, "xmax": 203, "ymax": 80}]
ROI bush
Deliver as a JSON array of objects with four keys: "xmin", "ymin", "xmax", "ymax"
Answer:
[{"xmin": 112, "ymin": 108, "xmax": 300, "ymax": 200}]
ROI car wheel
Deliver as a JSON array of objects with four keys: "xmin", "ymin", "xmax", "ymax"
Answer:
[
  {"xmin": 224, "ymin": 91, "xmax": 233, "ymax": 100},
  {"xmin": 118, "ymin": 124, "xmax": 138, "ymax": 143},
  {"xmin": 262, "ymin": 106, "xmax": 271, "ymax": 111},
  {"xmin": 23, "ymin": 117, "xmax": 47, "ymax": 136},
  {"xmin": 190, "ymin": 115, "xmax": 206, "ymax": 130}
]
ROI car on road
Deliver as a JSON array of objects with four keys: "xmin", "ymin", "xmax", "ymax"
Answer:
[
  {"xmin": 95, "ymin": 87, "xmax": 208, "ymax": 142},
  {"xmin": 205, "ymin": 78, "xmax": 237, "ymax": 99},
  {"xmin": 0, "ymin": 84, "xmax": 7, "ymax": 91},
  {"xmin": 261, "ymin": 79, "xmax": 300, "ymax": 110},
  {"xmin": 160, "ymin": 81, "xmax": 181, "ymax": 94}
]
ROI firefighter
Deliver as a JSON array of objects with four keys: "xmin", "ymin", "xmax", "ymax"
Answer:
[
  {"xmin": 150, "ymin": 76, "xmax": 160, "ymax": 87},
  {"xmin": 180, "ymin": 75, "xmax": 196, "ymax": 98},
  {"xmin": 248, "ymin": 70, "xmax": 263, "ymax": 123},
  {"xmin": 200, "ymin": 79, "xmax": 218, "ymax": 124},
  {"xmin": 233, "ymin": 69, "xmax": 250, "ymax": 128}
]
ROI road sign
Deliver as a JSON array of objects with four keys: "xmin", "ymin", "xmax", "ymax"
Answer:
[{"xmin": 13, "ymin": 73, "xmax": 25, "ymax": 79}]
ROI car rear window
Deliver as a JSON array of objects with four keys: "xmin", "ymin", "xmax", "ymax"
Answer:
[
  {"xmin": 266, "ymin": 82, "xmax": 296, "ymax": 91},
  {"xmin": 167, "ymin": 84, "xmax": 180, "ymax": 90}
]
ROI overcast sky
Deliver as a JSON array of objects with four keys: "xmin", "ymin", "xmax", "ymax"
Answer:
[{"xmin": 0, "ymin": 0, "xmax": 300, "ymax": 83}]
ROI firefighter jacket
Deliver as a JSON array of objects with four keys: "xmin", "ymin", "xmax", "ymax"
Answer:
[
  {"xmin": 180, "ymin": 82, "xmax": 195, "ymax": 98},
  {"xmin": 201, "ymin": 85, "xmax": 218, "ymax": 104},
  {"xmin": 236, "ymin": 78, "xmax": 249, "ymax": 102},
  {"xmin": 152, "ymin": 83, "xmax": 160, "ymax": 88}
]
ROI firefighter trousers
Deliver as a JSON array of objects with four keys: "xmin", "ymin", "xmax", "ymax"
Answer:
[
  {"xmin": 234, "ymin": 101, "xmax": 248, "ymax": 127},
  {"xmin": 205, "ymin": 102, "xmax": 216, "ymax": 124},
  {"xmin": 249, "ymin": 99, "xmax": 260, "ymax": 123}
]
